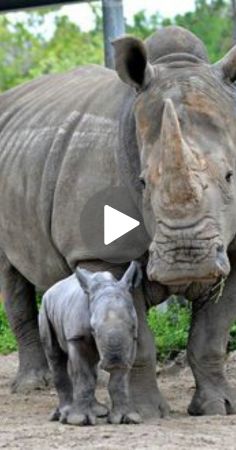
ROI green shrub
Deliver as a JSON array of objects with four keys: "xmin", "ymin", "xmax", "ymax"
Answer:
[
  {"xmin": 148, "ymin": 300, "xmax": 191, "ymax": 362},
  {"xmin": 0, "ymin": 301, "xmax": 17, "ymax": 354},
  {"xmin": 228, "ymin": 322, "xmax": 236, "ymax": 353},
  {"xmin": 0, "ymin": 293, "xmax": 42, "ymax": 355}
]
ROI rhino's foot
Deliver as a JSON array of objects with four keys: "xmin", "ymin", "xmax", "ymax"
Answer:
[
  {"xmin": 108, "ymin": 410, "xmax": 142, "ymax": 424},
  {"xmin": 188, "ymin": 384, "xmax": 236, "ymax": 416},
  {"xmin": 11, "ymin": 367, "xmax": 51, "ymax": 394},
  {"xmin": 49, "ymin": 407, "xmax": 61, "ymax": 422},
  {"xmin": 49, "ymin": 405, "xmax": 71, "ymax": 422},
  {"xmin": 61, "ymin": 407, "xmax": 96, "ymax": 426},
  {"xmin": 130, "ymin": 366, "xmax": 170, "ymax": 419},
  {"xmin": 91, "ymin": 400, "xmax": 108, "ymax": 417}
]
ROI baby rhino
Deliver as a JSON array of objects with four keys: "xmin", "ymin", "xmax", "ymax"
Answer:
[{"xmin": 39, "ymin": 261, "xmax": 142, "ymax": 426}]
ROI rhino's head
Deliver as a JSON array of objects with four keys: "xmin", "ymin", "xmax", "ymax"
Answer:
[
  {"xmin": 76, "ymin": 261, "xmax": 142, "ymax": 371},
  {"xmin": 113, "ymin": 31, "xmax": 236, "ymax": 286}
]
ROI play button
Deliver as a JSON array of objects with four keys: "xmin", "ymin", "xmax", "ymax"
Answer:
[
  {"xmin": 104, "ymin": 205, "xmax": 140, "ymax": 245},
  {"xmin": 79, "ymin": 186, "xmax": 150, "ymax": 264}
]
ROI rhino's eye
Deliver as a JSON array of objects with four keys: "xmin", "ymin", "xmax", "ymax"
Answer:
[
  {"xmin": 139, "ymin": 177, "xmax": 146, "ymax": 189},
  {"xmin": 225, "ymin": 170, "xmax": 233, "ymax": 183}
]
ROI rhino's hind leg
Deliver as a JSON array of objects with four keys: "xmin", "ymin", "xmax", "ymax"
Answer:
[
  {"xmin": 1, "ymin": 257, "xmax": 50, "ymax": 393},
  {"xmin": 130, "ymin": 288, "xmax": 170, "ymax": 420},
  {"xmin": 187, "ymin": 265, "xmax": 236, "ymax": 416}
]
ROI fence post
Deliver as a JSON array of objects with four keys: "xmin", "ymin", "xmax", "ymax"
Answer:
[{"xmin": 101, "ymin": 0, "xmax": 125, "ymax": 68}]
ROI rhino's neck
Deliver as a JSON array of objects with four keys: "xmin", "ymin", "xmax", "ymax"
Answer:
[{"xmin": 117, "ymin": 90, "xmax": 142, "ymax": 212}]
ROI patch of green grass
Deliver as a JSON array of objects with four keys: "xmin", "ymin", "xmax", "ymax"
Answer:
[
  {"xmin": 148, "ymin": 300, "xmax": 236, "ymax": 361},
  {"xmin": 228, "ymin": 322, "xmax": 236, "ymax": 353},
  {"xmin": 0, "ymin": 301, "xmax": 17, "ymax": 354},
  {"xmin": 148, "ymin": 300, "xmax": 191, "ymax": 362},
  {"xmin": 0, "ymin": 293, "xmax": 42, "ymax": 355}
]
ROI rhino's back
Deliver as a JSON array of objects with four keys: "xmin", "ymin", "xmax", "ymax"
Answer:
[{"xmin": 0, "ymin": 65, "xmax": 126, "ymax": 289}]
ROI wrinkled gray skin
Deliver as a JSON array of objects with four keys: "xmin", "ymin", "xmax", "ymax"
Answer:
[
  {"xmin": 2, "ymin": 25, "xmax": 236, "ymax": 418},
  {"xmin": 39, "ymin": 261, "xmax": 142, "ymax": 426}
]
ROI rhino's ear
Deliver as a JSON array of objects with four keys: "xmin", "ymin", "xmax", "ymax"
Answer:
[
  {"xmin": 120, "ymin": 261, "xmax": 143, "ymax": 291},
  {"xmin": 112, "ymin": 36, "xmax": 154, "ymax": 90},
  {"xmin": 75, "ymin": 267, "xmax": 93, "ymax": 295},
  {"xmin": 214, "ymin": 45, "xmax": 236, "ymax": 83}
]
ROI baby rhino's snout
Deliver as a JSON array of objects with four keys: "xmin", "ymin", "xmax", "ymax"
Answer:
[
  {"xmin": 99, "ymin": 330, "xmax": 132, "ymax": 372},
  {"xmin": 100, "ymin": 354, "xmax": 128, "ymax": 371}
]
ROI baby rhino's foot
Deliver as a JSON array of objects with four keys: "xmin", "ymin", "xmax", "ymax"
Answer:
[
  {"xmin": 60, "ymin": 405, "xmax": 96, "ymax": 426},
  {"xmin": 92, "ymin": 400, "xmax": 108, "ymax": 417},
  {"xmin": 66, "ymin": 411, "xmax": 96, "ymax": 426},
  {"xmin": 49, "ymin": 407, "xmax": 60, "ymax": 422},
  {"xmin": 49, "ymin": 405, "xmax": 71, "ymax": 422},
  {"xmin": 108, "ymin": 410, "xmax": 142, "ymax": 424}
]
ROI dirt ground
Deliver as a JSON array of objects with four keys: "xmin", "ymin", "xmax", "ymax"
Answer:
[{"xmin": 1, "ymin": 353, "xmax": 236, "ymax": 450}]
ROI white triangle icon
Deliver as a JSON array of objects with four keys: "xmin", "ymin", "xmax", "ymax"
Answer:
[{"xmin": 104, "ymin": 205, "xmax": 140, "ymax": 245}]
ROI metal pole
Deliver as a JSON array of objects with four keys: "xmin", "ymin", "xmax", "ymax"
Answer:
[
  {"xmin": 102, "ymin": 0, "xmax": 125, "ymax": 68},
  {"xmin": 232, "ymin": 0, "xmax": 236, "ymax": 45}
]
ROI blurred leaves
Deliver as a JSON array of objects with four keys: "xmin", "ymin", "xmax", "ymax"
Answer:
[{"xmin": 0, "ymin": 1, "xmax": 234, "ymax": 92}]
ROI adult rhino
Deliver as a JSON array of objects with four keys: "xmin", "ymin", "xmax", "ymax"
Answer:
[{"xmin": 1, "ymin": 25, "xmax": 236, "ymax": 418}]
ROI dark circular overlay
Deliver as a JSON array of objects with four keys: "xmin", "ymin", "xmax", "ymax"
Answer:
[{"xmin": 79, "ymin": 187, "xmax": 151, "ymax": 264}]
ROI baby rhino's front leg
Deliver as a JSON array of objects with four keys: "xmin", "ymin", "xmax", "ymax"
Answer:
[{"xmin": 108, "ymin": 369, "xmax": 142, "ymax": 424}]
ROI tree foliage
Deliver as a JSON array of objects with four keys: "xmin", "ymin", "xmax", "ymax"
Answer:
[{"xmin": 0, "ymin": 0, "xmax": 233, "ymax": 92}]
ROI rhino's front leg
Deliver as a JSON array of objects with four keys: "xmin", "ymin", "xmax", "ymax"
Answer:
[
  {"xmin": 130, "ymin": 286, "xmax": 169, "ymax": 419},
  {"xmin": 1, "ymin": 256, "xmax": 50, "ymax": 393},
  {"xmin": 63, "ymin": 340, "xmax": 99, "ymax": 426},
  {"xmin": 108, "ymin": 369, "xmax": 142, "ymax": 424},
  {"xmin": 187, "ymin": 261, "xmax": 236, "ymax": 415}
]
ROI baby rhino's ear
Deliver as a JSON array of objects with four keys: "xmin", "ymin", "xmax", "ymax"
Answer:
[
  {"xmin": 75, "ymin": 267, "xmax": 93, "ymax": 295},
  {"xmin": 120, "ymin": 261, "xmax": 143, "ymax": 291}
]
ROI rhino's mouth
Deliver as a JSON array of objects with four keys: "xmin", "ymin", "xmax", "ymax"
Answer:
[{"xmin": 147, "ymin": 221, "xmax": 230, "ymax": 285}]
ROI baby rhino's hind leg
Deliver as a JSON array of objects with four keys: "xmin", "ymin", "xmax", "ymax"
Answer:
[
  {"xmin": 39, "ymin": 310, "xmax": 73, "ymax": 422},
  {"xmin": 64, "ymin": 341, "xmax": 99, "ymax": 426},
  {"xmin": 49, "ymin": 349, "xmax": 73, "ymax": 423}
]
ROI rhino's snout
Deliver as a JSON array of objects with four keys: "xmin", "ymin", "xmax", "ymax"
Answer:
[
  {"xmin": 100, "ymin": 354, "xmax": 130, "ymax": 372},
  {"xmin": 147, "ymin": 224, "xmax": 230, "ymax": 285}
]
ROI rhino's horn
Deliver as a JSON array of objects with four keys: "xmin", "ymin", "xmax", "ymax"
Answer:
[{"xmin": 160, "ymin": 99, "xmax": 201, "ymax": 206}]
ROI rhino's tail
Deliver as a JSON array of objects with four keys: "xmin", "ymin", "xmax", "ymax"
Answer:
[{"xmin": 38, "ymin": 299, "xmax": 61, "ymax": 364}]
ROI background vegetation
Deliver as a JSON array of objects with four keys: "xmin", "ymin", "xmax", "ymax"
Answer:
[
  {"xmin": 0, "ymin": 0, "xmax": 236, "ymax": 358},
  {"xmin": 0, "ymin": 0, "xmax": 235, "ymax": 91}
]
